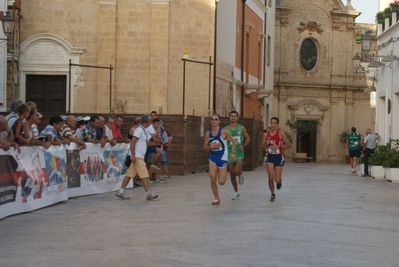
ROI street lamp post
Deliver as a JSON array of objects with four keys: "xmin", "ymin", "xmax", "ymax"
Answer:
[{"xmin": 0, "ymin": 11, "xmax": 15, "ymax": 41}]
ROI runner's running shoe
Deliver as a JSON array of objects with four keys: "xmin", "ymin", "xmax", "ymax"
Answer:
[
  {"xmin": 238, "ymin": 173, "xmax": 244, "ymax": 185},
  {"xmin": 231, "ymin": 192, "xmax": 240, "ymax": 200},
  {"xmin": 116, "ymin": 192, "xmax": 130, "ymax": 200}
]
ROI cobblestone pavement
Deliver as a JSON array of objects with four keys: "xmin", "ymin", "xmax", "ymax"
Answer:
[{"xmin": 1, "ymin": 162, "xmax": 399, "ymax": 267}]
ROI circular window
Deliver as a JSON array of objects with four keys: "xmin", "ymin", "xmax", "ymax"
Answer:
[{"xmin": 300, "ymin": 39, "xmax": 318, "ymax": 71}]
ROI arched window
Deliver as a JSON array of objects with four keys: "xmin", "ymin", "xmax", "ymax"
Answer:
[{"xmin": 300, "ymin": 39, "xmax": 318, "ymax": 71}]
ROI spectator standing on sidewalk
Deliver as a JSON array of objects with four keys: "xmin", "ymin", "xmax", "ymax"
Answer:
[
  {"xmin": 11, "ymin": 104, "xmax": 32, "ymax": 146},
  {"xmin": 96, "ymin": 116, "xmax": 117, "ymax": 146},
  {"xmin": 112, "ymin": 116, "xmax": 130, "ymax": 143},
  {"xmin": 40, "ymin": 116, "xmax": 64, "ymax": 146},
  {"xmin": 0, "ymin": 115, "xmax": 20, "ymax": 152},
  {"xmin": 5, "ymin": 99, "xmax": 23, "ymax": 128},
  {"xmin": 24, "ymin": 108, "xmax": 51, "ymax": 149},
  {"xmin": 344, "ymin": 127, "xmax": 362, "ymax": 174},
  {"xmin": 81, "ymin": 116, "xmax": 106, "ymax": 148},
  {"xmin": 361, "ymin": 128, "xmax": 380, "ymax": 177},
  {"xmin": 161, "ymin": 127, "xmax": 173, "ymax": 180},
  {"xmin": 31, "ymin": 112, "xmax": 42, "ymax": 138},
  {"xmin": 61, "ymin": 115, "xmax": 87, "ymax": 150}
]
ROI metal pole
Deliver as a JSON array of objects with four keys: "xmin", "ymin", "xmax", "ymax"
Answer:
[
  {"xmin": 209, "ymin": 56, "xmax": 212, "ymax": 117},
  {"xmin": 213, "ymin": 1, "xmax": 218, "ymax": 114},
  {"xmin": 241, "ymin": 0, "xmax": 246, "ymax": 116},
  {"xmin": 68, "ymin": 59, "xmax": 71, "ymax": 113},
  {"xmin": 183, "ymin": 59, "xmax": 186, "ymax": 114},
  {"xmin": 109, "ymin": 64, "xmax": 112, "ymax": 113},
  {"xmin": 181, "ymin": 58, "xmax": 213, "ymax": 115}
]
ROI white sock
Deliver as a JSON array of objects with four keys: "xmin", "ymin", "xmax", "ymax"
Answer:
[
  {"xmin": 119, "ymin": 189, "xmax": 125, "ymax": 194},
  {"xmin": 146, "ymin": 191, "xmax": 151, "ymax": 196}
]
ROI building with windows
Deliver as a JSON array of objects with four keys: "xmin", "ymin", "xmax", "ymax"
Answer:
[
  {"xmin": 216, "ymin": 0, "xmax": 275, "ymax": 124},
  {"xmin": 273, "ymin": 0, "xmax": 375, "ymax": 163},
  {"xmin": 0, "ymin": 0, "xmax": 274, "ymax": 125},
  {"xmin": 372, "ymin": 1, "xmax": 399, "ymax": 144}
]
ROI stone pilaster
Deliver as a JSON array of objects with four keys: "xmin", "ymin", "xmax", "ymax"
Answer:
[
  {"xmin": 97, "ymin": 0, "xmax": 117, "ymax": 113},
  {"xmin": 149, "ymin": 0, "xmax": 170, "ymax": 113}
]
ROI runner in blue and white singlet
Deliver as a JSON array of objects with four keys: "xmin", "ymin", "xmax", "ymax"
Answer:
[
  {"xmin": 203, "ymin": 114, "xmax": 236, "ymax": 206},
  {"xmin": 208, "ymin": 127, "xmax": 228, "ymax": 167}
]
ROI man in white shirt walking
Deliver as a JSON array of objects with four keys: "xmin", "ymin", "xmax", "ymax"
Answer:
[
  {"xmin": 116, "ymin": 114, "xmax": 158, "ymax": 200},
  {"xmin": 361, "ymin": 128, "xmax": 380, "ymax": 177}
]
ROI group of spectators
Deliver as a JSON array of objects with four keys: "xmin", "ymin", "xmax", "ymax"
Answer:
[
  {"xmin": 0, "ymin": 100, "xmax": 173, "ymax": 188},
  {"xmin": 0, "ymin": 99, "xmax": 128, "ymax": 151}
]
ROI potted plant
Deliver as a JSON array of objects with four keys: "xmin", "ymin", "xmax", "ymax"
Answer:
[
  {"xmin": 390, "ymin": 0, "xmax": 399, "ymax": 12},
  {"xmin": 369, "ymin": 144, "xmax": 389, "ymax": 179},
  {"xmin": 338, "ymin": 130, "xmax": 351, "ymax": 164},
  {"xmin": 286, "ymin": 119, "xmax": 321, "ymax": 162},
  {"xmin": 385, "ymin": 7, "xmax": 392, "ymax": 18},
  {"xmin": 382, "ymin": 139, "xmax": 399, "ymax": 182},
  {"xmin": 376, "ymin": 11, "xmax": 385, "ymax": 24}
]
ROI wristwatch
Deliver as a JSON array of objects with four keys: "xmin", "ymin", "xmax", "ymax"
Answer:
[{"xmin": 231, "ymin": 151, "xmax": 235, "ymax": 154}]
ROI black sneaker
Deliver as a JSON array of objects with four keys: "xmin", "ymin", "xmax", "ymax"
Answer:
[
  {"xmin": 276, "ymin": 183, "xmax": 282, "ymax": 190},
  {"xmin": 270, "ymin": 194, "xmax": 276, "ymax": 201}
]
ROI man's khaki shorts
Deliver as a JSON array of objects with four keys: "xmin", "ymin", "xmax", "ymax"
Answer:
[{"xmin": 127, "ymin": 157, "xmax": 149, "ymax": 179}]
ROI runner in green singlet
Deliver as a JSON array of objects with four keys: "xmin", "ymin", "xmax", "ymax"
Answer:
[{"xmin": 225, "ymin": 111, "xmax": 251, "ymax": 200}]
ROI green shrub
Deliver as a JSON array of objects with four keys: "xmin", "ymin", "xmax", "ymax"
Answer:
[
  {"xmin": 382, "ymin": 139, "xmax": 399, "ymax": 168},
  {"xmin": 369, "ymin": 144, "xmax": 389, "ymax": 166}
]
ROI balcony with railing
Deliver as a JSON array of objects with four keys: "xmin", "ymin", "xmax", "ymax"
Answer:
[{"xmin": 377, "ymin": 2, "xmax": 399, "ymax": 35}]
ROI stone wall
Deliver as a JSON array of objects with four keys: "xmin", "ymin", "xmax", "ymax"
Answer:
[{"xmin": 18, "ymin": 0, "xmax": 215, "ymax": 116}]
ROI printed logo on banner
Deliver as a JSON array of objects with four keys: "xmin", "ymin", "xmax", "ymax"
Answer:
[
  {"xmin": 14, "ymin": 149, "xmax": 49, "ymax": 203},
  {"xmin": 79, "ymin": 146, "xmax": 106, "ymax": 184},
  {"xmin": 44, "ymin": 150, "xmax": 66, "ymax": 195},
  {"xmin": 103, "ymin": 148, "xmax": 129, "ymax": 183},
  {"xmin": 66, "ymin": 149, "xmax": 81, "ymax": 188},
  {"xmin": 0, "ymin": 155, "xmax": 19, "ymax": 205}
]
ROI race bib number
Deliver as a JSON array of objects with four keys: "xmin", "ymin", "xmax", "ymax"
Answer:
[
  {"xmin": 268, "ymin": 148, "xmax": 280, "ymax": 154},
  {"xmin": 232, "ymin": 135, "xmax": 241, "ymax": 145},
  {"xmin": 267, "ymin": 139, "xmax": 280, "ymax": 154},
  {"xmin": 211, "ymin": 140, "xmax": 222, "ymax": 151}
]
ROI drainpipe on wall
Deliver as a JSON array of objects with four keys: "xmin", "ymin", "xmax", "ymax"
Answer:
[{"xmin": 241, "ymin": 0, "xmax": 246, "ymax": 116}]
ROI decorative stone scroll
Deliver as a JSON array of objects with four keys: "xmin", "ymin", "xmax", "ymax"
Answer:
[
  {"xmin": 297, "ymin": 21, "xmax": 324, "ymax": 34},
  {"xmin": 288, "ymin": 99, "xmax": 329, "ymax": 121}
]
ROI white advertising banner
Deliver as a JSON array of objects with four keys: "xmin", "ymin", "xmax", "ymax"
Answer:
[{"xmin": 0, "ymin": 142, "xmax": 131, "ymax": 219}]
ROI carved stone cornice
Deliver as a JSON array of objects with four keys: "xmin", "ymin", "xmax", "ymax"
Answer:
[
  {"xmin": 258, "ymin": 32, "xmax": 266, "ymax": 41},
  {"xmin": 297, "ymin": 21, "xmax": 324, "ymax": 34},
  {"xmin": 280, "ymin": 18, "xmax": 289, "ymax": 25},
  {"xmin": 275, "ymin": 6, "xmax": 291, "ymax": 26},
  {"xmin": 245, "ymin": 21, "xmax": 255, "ymax": 33},
  {"xmin": 332, "ymin": 23, "xmax": 341, "ymax": 30}
]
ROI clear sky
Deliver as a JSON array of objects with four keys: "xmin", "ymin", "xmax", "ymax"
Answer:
[{"xmin": 350, "ymin": 0, "xmax": 379, "ymax": 24}]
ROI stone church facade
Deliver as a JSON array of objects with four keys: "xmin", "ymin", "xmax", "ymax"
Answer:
[{"xmin": 274, "ymin": 0, "xmax": 376, "ymax": 163}]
